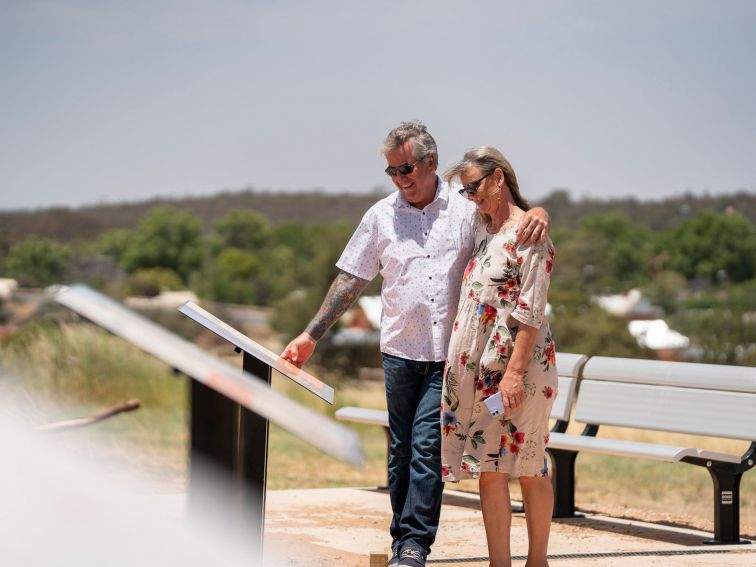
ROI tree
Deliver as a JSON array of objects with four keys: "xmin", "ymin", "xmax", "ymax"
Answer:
[
  {"xmin": 214, "ymin": 210, "xmax": 273, "ymax": 251},
  {"xmin": 274, "ymin": 222, "xmax": 316, "ymax": 262},
  {"xmin": 665, "ymin": 279, "xmax": 756, "ymax": 367},
  {"xmin": 659, "ymin": 210, "xmax": 756, "ymax": 283},
  {"xmin": 270, "ymin": 222, "xmax": 371, "ymax": 340},
  {"xmin": 192, "ymin": 248, "xmax": 260, "ymax": 304},
  {"xmin": 128, "ymin": 268, "xmax": 184, "ymax": 297},
  {"xmin": 120, "ymin": 207, "xmax": 204, "ymax": 283},
  {"xmin": 546, "ymin": 283, "xmax": 652, "ymax": 358},
  {"xmin": 4, "ymin": 237, "xmax": 71, "ymax": 287},
  {"xmin": 577, "ymin": 213, "xmax": 652, "ymax": 289},
  {"xmin": 642, "ymin": 270, "xmax": 688, "ymax": 315},
  {"xmin": 97, "ymin": 229, "xmax": 134, "ymax": 263}
]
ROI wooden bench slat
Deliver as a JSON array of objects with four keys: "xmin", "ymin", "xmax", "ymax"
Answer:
[
  {"xmin": 575, "ymin": 380, "xmax": 756, "ymax": 440},
  {"xmin": 555, "ymin": 352, "xmax": 588, "ymax": 379},
  {"xmin": 549, "ymin": 432, "xmax": 698, "ymax": 462},
  {"xmin": 336, "ymin": 376, "xmax": 577, "ymax": 428},
  {"xmin": 335, "ymin": 407, "xmax": 389, "ymax": 427},
  {"xmin": 549, "ymin": 434, "xmax": 743, "ymax": 465},
  {"xmin": 549, "ymin": 376, "xmax": 577, "ymax": 422},
  {"xmin": 696, "ymin": 449, "xmax": 745, "ymax": 464},
  {"xmin": 584, "ymin": 356, "xmax": 756, "ymax": 393}
]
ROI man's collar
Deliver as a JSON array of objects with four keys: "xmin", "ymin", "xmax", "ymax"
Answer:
[{"xmin": 394, "ymin": 176, "xmax": 448, "ymax": 210}]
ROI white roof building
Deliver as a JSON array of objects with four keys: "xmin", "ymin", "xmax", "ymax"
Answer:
[
  {"xmin": 628, "ymin": 319, "xmax": 690, "ymax": 350},
  {"xmin": 357, "ymin": 296, "xmax": 382, "ymax": 329},
  {"xmin": 125, "ymin": 290, "xmax": 199, "ymax": 310},
  {"xmin": 0, "ymin": 278, "xmax": 19, "ymax": 300},
  {"xmin": 593, "ymin": 288, "xmax": 661, "ymax": 319}
]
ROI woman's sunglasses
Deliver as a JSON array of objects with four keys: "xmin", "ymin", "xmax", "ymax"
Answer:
[
  {"xmin": 458, "ymin": 172, "xmax": 493, "ymax": 196},
  {"xmin": 385, "ymin": 158, "xmax": 423, "ymax": 177}
]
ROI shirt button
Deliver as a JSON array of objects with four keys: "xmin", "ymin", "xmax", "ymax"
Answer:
[
  {"xmin": 428, "ymin": 276, "xmax": 432, "ymax": 280},
  {"xmin": 433, "ymin": 321, "xmax": 437, "ymax": 325},
  {"xmin": 424, "ymin": 232, "xmax": 428, "ymax": 236},
  {"xmin": 431, "ymin": 298, "xmax": 434, "ymax": 302},
  {"xmin": 426, "ymin": 254, "xmax": 430, "ymax": 258}
]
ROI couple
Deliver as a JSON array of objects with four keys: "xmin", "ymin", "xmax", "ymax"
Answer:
[{"xmin": 282, "ymin": 121, "xmax": 557, "ymax": 567}]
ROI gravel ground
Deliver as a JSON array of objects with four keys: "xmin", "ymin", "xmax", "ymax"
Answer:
[{"xmin": 264, "ymin": 487, "xmax": 756, "ymax": 567}]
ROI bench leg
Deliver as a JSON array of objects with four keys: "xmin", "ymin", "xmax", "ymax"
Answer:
[
  {"xmin": 705, "ymin": 464, "xmax": 749, "ymax": 545},
  {"xmin": 547, "ymin": 448, "xmax": 578, "ymax": 517}
]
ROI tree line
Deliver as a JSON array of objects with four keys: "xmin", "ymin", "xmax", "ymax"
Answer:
[
  {"xmin": 1, "ymin": 193, "xmax": 755, "ymax": 367},
  {"xmin": 2, "ymin": 188, "xmax": 755, "ymax": 247}
]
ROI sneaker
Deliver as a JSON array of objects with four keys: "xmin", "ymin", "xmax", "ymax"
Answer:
[{"xmin": 397, "ymin": 548, "xmax": 426, "ymax": 567}]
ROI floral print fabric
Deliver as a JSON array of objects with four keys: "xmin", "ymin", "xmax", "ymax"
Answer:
[{"xmin": 441, "ymin": 223, "xmax": 557, "ymax": 480}]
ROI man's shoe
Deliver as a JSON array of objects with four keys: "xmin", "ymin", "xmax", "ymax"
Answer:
[
  {"xmin": 387, "ymin": 549, "xmax": 400, "ymax": 567},
  {"xmin": 397, "ymin": 548, "xmax": 426, "ymax": 567}
]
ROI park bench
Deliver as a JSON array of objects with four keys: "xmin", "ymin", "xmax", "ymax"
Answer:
[
  {"xmin": 335, "ymin": 351, "xmax": 587, "ymax": 482},
  {"xmin": 547, "ymin": 356, "xmax": 756, "ymax": 544}
]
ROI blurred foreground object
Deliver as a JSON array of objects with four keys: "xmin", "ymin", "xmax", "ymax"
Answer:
[
  {"xmin": 0, "ymin": 417, "xmax": 276, "ymax": 566},
  {"xmin": 54, "ymin": 284, "xmax": 364, "ymax": 561},
  {"xmin": 33, "ymin": 399, "xmax": 141, "ymax": 433}
]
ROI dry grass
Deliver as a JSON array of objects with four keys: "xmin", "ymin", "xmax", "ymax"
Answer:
[{"xmin": 267, "ymin": 376, "xmax": 388, "ymax": 489}]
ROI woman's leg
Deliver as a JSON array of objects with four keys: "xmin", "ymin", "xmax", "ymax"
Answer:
[
  {"xmin": 479, "ymin": 472, "xmax": 512, "ymax": 567},
  {"xmin": 519, "ymin": 475, "xmax": 553, "ymax": 567}
]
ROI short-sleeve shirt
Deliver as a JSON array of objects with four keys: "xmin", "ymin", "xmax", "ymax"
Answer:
[{"xmin": 336, "ymin": 178, "xmax": 478, "ymax": 361}]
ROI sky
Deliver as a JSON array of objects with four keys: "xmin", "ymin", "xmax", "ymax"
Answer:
[{"xmin": 1, "ymin": 0, "xmax": 755, "ymax": 211}]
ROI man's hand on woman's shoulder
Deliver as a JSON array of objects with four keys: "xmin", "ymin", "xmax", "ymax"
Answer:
[{"xmin": 516, "ymin": 207, "xmax": 550, "ymax": 245}]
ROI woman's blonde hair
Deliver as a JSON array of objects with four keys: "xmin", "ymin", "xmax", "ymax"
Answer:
[{"xmin": 444, "ymin": 146, "xmax": 531, "ymax": 214}]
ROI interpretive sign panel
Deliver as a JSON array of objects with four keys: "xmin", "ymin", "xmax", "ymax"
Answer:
[
  {"xmin": 178, "ymin": 301, "xmax": 334, "ymax": 404},
  {"xmin": 55, "ymin": 285, "xmax": 362, "ymax": 466}
]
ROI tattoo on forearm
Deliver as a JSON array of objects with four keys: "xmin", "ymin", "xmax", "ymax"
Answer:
[{"xmin": 306, "ymin": 271, "xmax": 370, "ymax": 341}]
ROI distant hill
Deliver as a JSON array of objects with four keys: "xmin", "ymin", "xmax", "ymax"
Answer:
[
  {"xmin": 540, "ymin": 189, "xmax": 756, "ymax": 231},
  {"xmin": 0, "ymin": 187, "xmax": 754, "ymax": 246},
  {"xmin": 0, "ymin": 189, "xmax": 384, "ymax": 245}
]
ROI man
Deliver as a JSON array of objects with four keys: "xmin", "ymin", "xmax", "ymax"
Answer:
[{"xmin": 282, "ymin": 121, "xmax": 549, "ymax": 567}]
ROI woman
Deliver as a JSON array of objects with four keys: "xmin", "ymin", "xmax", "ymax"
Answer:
[{"xmin": 441, "ymin": 147, "xmax": 557, "ymax": 567}]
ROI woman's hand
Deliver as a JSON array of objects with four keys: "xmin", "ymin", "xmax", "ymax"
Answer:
[{"xmin": 500, "ymin": 368, "xmax": 526, "ymax": 416}]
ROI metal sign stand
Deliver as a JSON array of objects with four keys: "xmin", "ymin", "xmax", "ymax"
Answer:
[
  {"xmin": 177, "ymin": 301, "xmax": 335, "ymax": 557},
  {"xmin": 189, "ymin": 351, "xmax": 271, "ymax": 553}
]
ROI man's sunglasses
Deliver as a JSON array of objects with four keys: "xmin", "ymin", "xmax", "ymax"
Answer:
[
  {"xmin": 385, "ymin": 158, "xmax": 423, "ymax": 177},
  {"xmin": 458, "ymin": 172, "xmax": 493, "ymax": 196}
]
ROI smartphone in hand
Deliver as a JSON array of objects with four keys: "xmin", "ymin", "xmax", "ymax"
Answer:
[{"xmin": 484, "ymin": 393, "xmax": 505, "ymax": 417}]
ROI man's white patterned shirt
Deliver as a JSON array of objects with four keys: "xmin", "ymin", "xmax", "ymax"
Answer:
[{"xmin": 336, "ymin": 178, "xmax": 477, "ymax": 361}]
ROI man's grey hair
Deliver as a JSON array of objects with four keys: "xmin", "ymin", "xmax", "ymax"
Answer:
[{"xmin": 380, "ymin": 120, "xmax": 438, "ymax": 164}]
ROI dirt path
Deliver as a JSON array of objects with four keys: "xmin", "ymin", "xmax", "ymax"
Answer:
[{"xmin": 264, "ymin": 487, "xmax": 756, "ymax": 566}]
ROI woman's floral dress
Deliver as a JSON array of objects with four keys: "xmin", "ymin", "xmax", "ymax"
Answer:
[{"xmin": 441, "ymin": 222, "xmax": 557, "ymax": 480}]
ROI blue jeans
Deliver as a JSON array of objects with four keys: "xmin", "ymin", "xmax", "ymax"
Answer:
[{"xmin": 382, "ymin": 353, "xmax": 445, "ymax": 557}]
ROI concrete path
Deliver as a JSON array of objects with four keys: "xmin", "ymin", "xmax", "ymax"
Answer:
[{"xmin": 264, "ymin": 487, "xmax": 755, "ymax": 567}]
